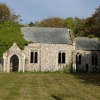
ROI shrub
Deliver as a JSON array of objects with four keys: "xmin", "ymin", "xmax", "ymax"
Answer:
[
  {"xmin": 63, "ymin": 63, "xmax": 72, "ymax": 73},
  {"xmin": 88, "ymin": 34, "xmax": 95, "ymax": 38}
]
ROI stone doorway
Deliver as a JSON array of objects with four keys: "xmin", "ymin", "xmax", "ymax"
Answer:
[{"xmin": 10, "ymin": 55, "xmax": 19, "ymax": 72}]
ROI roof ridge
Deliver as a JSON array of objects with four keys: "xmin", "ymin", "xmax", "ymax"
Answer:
[{"xmin": 21, "ymin": 27, "xmax": 68, "ymax": 30}]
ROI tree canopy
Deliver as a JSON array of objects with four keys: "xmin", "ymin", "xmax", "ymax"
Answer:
[
  {"xmin": 0, "ymin": 21, "xmax": 28, "ymax": 61},
  {"xmin": 28, "ymin": 6, "xmax": 100, "ymax": 38},
  {"xmin": 35, "ymin": 17, "xmax": 67, "ymax": 28},
  {"xmin": 84, "ymin": 6, "xmax": 100, "ymax": 37},
  {"xmin": 0, "ymin": 3, "xmax": 20, "ymax": 22}
]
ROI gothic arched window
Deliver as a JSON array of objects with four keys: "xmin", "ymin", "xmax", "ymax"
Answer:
[
  {"xmin": 30, "ymin": 50, "xmax": 38, "ymax": 63},
  {"xmin": 79, "ymin": 55, "xmax": 81, "ymax": 65},
  {"xmin": 76, "ymin": 53, "xmax": 81, "ymax": 65},
  {"xmin": 58, "ymin": 52, "xmax": 65, "ymax": 64},
  {"xmin": 92, "ymin": 53, "xmax": 98, "ymax": 65}
]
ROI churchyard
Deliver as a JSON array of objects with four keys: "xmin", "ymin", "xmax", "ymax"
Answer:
[{"xmin": 0, "ymin": 72, "xmax": 100, "ymax": 100}]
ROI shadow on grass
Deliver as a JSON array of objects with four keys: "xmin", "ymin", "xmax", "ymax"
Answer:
[
  {"xmin": 51, "ymin": 95, "xmax": 62, "ymax": 100},
  {"xmin": 72, "ymin": 73, "xmax": 100, "ymax": 86}
]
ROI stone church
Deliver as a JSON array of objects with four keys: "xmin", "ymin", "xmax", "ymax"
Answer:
[{"xmin": 1, "ymin": 27, "xmax": 100, "ymax": 73}]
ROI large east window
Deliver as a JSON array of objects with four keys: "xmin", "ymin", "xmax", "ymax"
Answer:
[
  {"xmin": 58, "ymin": 52, "xmax": 65, "ymax": 64},
  {"xmin": 30, "ymin": 50, "xmax": 38, "ymax": 63}
]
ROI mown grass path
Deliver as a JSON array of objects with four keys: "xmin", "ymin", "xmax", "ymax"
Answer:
[{"xmin": 0, "ymin": 72, "xmax": 100, "ymax": 100}]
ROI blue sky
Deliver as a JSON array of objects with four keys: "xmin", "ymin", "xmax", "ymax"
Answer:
[{"xmin": 0, "ymin": 0, "xmax": 100, "ymax": 24}]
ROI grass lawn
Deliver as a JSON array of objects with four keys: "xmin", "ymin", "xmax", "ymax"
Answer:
[{"xmin": 0, "ymin": 72, "xmax": 100, "ymax": 100}]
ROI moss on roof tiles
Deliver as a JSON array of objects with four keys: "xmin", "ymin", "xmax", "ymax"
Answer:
[
  {"xmin": 75, "ymin": 37, "xmax": 100, "ymax": 50},
  {"xmin": 21, "ymin": 27, "xmax": 72, "ymax": 44}
]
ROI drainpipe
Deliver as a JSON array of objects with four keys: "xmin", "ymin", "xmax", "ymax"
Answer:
[
  {"xmin": 39, "ymin": 43, "xmax": 42, "ymax": 72},
  {"xmin": 22, "ymin": 53, "xmax": 25, "ymax": 73},
  {"xmin": 72, "ymin": 41, "xmax": 76, "ymax": 72}
]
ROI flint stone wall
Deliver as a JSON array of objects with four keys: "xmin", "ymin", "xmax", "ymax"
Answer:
[
  {"xmin": 76, "ymin": 50, "xmax": 100, "ymax": 72},
  {"xmin": 23, "ymin": 43, "xmax": 73, "ymax": 72}
]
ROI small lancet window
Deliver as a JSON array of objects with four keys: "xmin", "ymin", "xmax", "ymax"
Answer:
[
  {"xmin": 76, "ymin": 53, "xmax": 81, "ymax": 65},
  {"xmin": 62, "ymin": 52, "xmax": 65, "ymax": 63},
  {"xmin": 58, "ymin": 52, "xmax": 61, "ymax": 63},
  {"xmin": 79, "ymin": 55, "xmax": 81, "ymax": 65},
  {"xmin": 30, "ymin": 52, "xmax": 33, "ymax": 63},
  {"xmin": 92, "ymin": 53, "xmax": 98, "ymax": 65},
  {"xmin": 34, "ymin": 52, "xmax": 38, "ymax": 63}
]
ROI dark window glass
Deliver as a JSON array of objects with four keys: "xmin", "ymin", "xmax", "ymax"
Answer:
[
  {"xmin": 34, "ymin": 52, "xmax": 38, "ymax": 63},
  {"xmin": 30, "ymin": 52, "xmax": 33, "ymax": 63},
  {"xmin": 76, "ymin": 54, "xmax": 81, "ymax": 65},
  {"xmin": 95, "ymin": 55, "xmax": 98, "ymax": 65},
  {"xmin": 62, "ymin": 53, "xmax": 65, "ymax": 63},
  {"xmin": 76, "ymin": 55, "xmax": 78, "ymax": 64},
  {"xmin": 30, "ymin": 51, "xmax": 38, "ymax": 63},
  {"xmin": 79, "ymin": 55, "xmax": 81, "ymax": 65},
  {"xmin": 58, "ymin": 52, "xmax": 65, "ymax": 64},
  {"xmin": 92, "ymin": 55, "xmax": 94, "ymax": 65},
  {"xmin": 58, "ymin": 52, "xmax": 61, "ymax": 63}
]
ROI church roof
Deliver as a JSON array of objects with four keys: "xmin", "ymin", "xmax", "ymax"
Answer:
[
  {"xmin": 75, "ymin": 37, "xmax": 100, "ymax": 50},
  {"xmin": 21, "ymin": 27, "xmax": 72, "ymax": 44}
]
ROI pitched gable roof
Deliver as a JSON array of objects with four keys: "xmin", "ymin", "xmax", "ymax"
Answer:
[
  {"xmin": 21, "ymin": 27, "xmax": 72, "ymax": 44},
  {"xmin": 75, "ymin": 37, "xmax": 100, "ymax": 50}
]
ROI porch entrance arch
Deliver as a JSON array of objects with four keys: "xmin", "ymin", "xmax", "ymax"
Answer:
[{"xmin": 10, "ymin": 55, "xmax": 19, "ymax": 72}]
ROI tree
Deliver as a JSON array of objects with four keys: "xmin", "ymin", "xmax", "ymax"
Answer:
[
  {"xmin": 0, "ymin": 21, "xmax": 28, "ymax": 61},
  {"xmin": 66, "ymin": 17, "xmax": 89, "ymax": 37},
  {"xmin": 0, "ymin": 3, "xmax": 20, "ymax": 22},
  {"xmin": 0, "ymin": 3, "xmax": 10, "ymax": 21},
  {"xmin": 29, "ymin": 22, "xmax": 34, "ymax": 27},
  {"xmin": 66, "ymin": 17, "xmax": 75, "ymax": 31},
  {"xmin": 38, "ymin": 17, "xmax": 67, "ymax": 28},
  {"xmin": 83, "ymin": 6, "xmax": 100, "ymax": 37},
  {"xmin": 10, "ymin": 9, "xmax": 20, "ymax": 22}
]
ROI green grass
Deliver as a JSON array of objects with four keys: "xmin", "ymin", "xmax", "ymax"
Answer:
[{"xmin": 0, "ymin": 72, "xmax": 100, "ymax": 100}]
